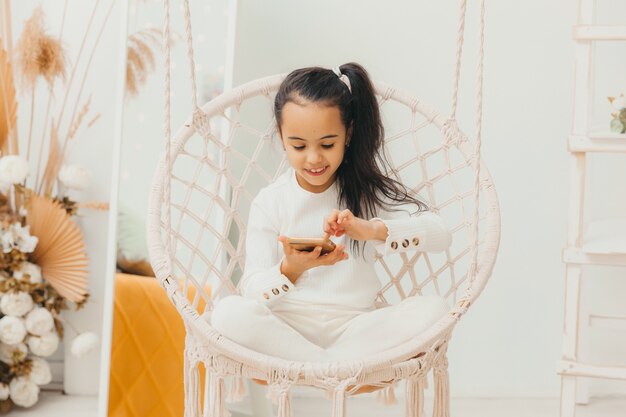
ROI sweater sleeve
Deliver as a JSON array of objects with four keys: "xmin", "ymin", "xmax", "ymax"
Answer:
[
  {"xmin": 369, "ymin": 204, "xmax": 452, "ymax": 256},
  {"xmin": 238, "ymin": 199, "xmax": 295, "ymax": 306}
]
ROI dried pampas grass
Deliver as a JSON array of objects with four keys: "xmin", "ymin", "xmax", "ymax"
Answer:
[
  {"xmin": 14, "ymin": 6, "xmax": 67, "ymax": 91},
  {"xmin": 39, "ymin": 120, "xmax": 61, "ymax": 196},
  {"xmin": 0, "ymin": 42, "xmax": 17, "ymax": 154},
  {"xmin": 126, "ymin": 28, "xmax": 160, "ymax": 96},
  {"xmin": 26, "ymin": 194, "xmax": 89, "ymax": 303},
  {"xmin": 67, "ymin": 96, "xmax": 91, "ymax": 140}
]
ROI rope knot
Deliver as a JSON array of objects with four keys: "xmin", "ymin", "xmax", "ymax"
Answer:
[
  {"xmin": 441, "ymin": 118, "xmax": 460, "ymax": 145},
  {"xmin": 192, "ymin": 109, "xmax": 211, "ymax": 138}
]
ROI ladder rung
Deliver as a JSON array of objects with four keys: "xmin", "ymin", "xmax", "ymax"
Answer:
[
  {"xmin": 589, "ymin": 314, "xmax": 626, "ymax": 330},
  {"xmin": 563, "ymin": 247, "xmax": 626, "ymax": 266},
  {"xmin": 558, "ymin": 360, "xmax": 626, "ymax": 381},
  {"xmin": 569, "ymin": 134, "xmax": 626, "ymax": 152},
  {"xmin": 573, "ymin": 25, "xmax": 626, "ymax": 40}
]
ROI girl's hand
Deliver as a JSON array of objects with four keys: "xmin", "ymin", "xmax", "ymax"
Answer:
[
  {"xmin": 278, "ymin": 235, "xmax": 348, "ymax": 283},
  {"xmin": 323, "ymin": 209, "xmax": 380, "ymax": 241}
]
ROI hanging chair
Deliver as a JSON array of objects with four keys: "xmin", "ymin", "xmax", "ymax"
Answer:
[{"xmin": 147, "ymin": 0, "xmax": 499, "ymax": 416}]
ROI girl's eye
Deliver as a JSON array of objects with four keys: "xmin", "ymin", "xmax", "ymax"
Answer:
[
  {"xmin": 293, "ymin": 146, "xmax": 305, "ymax": 151},
  {"xmin": 321, "ymin": 144, "xmax": 334, "ymax": 149}
]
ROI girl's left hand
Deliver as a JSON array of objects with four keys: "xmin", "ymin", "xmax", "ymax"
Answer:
[{"xmin": 324, "ymin": 209, "xmax": 376, "ymax": 241}]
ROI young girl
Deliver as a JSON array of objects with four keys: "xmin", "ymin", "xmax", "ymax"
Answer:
[{"xmin": 211, "ymin": 63, "xmax": 452, "ymax": 362}]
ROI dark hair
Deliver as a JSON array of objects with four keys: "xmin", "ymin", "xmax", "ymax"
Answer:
[{"xmin": 274, "ymin": 62, "xmax": 428, "ymax": 255}]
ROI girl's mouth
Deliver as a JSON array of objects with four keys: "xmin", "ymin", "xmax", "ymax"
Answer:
[{"xmin": 305, "ymin": 166, "xmax": 328, "ymax": 176}]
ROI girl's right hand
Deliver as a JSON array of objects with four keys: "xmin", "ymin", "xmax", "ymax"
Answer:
[{"xmin": 277, "ymin": 235, "xmax": 348, "ymax": 283}]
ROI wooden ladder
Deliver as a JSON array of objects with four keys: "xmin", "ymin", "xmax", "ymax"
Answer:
[{"xmin": 560, "ymin": 1, "xmax": 626, "ymax": 416}]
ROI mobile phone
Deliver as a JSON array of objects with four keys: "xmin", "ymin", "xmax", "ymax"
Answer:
[{"xmin": 286, "ymin": 237, "xmax": 336, "ymax": 255}]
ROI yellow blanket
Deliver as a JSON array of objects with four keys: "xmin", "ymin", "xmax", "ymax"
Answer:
[{"xmin": 108, "ymin": 273, "xmax": 209, "ymax": 417}]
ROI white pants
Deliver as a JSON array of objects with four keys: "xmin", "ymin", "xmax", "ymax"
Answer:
[{"xmin": 210, "ymin": 295, "xmax": 449, "ymax": 362}]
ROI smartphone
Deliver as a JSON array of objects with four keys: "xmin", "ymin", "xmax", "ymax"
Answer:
[{"xmin": 286, "ymin": 237, "xmax": 336, "ymax": 255}]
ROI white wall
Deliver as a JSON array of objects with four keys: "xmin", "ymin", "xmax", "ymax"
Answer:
[
  {"xmin": 9, "ymin": 0, "xmax": 126, "ymax": 396},
  {"xmin": 231, "ymin": 0, "xmax": 626, "ymax": 398},
  {"xmin": 99, "ymin": 0, "xmax": 626, "ymax": 402}
]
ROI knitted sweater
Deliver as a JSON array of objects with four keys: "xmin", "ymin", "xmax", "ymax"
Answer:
[{"xmin": 239, "ymin": 168, "xmax": 452, "ymax": 309}]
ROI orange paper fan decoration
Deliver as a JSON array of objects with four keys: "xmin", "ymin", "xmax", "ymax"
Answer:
[{"xmin": 26, "ymin": 194, "xmax": 89, "ymax": 303}]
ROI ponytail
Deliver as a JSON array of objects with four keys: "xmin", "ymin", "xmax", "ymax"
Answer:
[{"xmin": 275, "ymin": 62, "xmax": 428, "ymax": 256}]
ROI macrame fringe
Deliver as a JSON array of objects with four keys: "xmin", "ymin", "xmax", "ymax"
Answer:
[
  {"xmin": 207, "ymin": 372, "xmax": 228, "ymax": 417},
  {"xmin": 226, "ymin": 376, "xmax": 246, "ymax": 403},
  {"xmin": 432, "ymin": 367, "xmax": 450, "ymax": 417},
  {"xmin": 376, "ymin": 383, "xmax": 397, "ymax": 405},
  {"xmin": 276, "ymin": 390, "xmax": 292, "ymax": 417},
  {"xmin": 404, "ymin": 377, "xmax": 426, "ymax": 417},
  {"xmin": 184, "ymin": 358, "xmax": 201, "ymax": 417},
  {"xmin": 332, "ymin": 388, "xmax": 346, "ymax": 417}
]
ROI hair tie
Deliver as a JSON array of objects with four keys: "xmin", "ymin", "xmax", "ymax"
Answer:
[{"xmin": 331, "ymin": 66, "xmax": 352, "ymax": 94}]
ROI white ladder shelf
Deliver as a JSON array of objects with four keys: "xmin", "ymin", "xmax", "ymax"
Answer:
[{"xmin": 560, "ymin": 1, "xmax": 626, "ymax": 416}]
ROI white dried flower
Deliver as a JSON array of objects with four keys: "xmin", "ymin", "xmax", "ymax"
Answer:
[
  {"xmin": 0, "ymin": 316, "xmax": 27, "ymax": 345},
  {"xmin": 27, "ymin": 331, "xmax": 59, "ymax": 357},
  {"xmin": 0, "ymin": 342, "xmax": 27, "ymax": 363},
  {"xmin": 13, "ymin": 262, "xmax": 42, "ymax": 284},
  {"xmin": 1, "ymin": 223, "xmax": 38, "ymax": 254},
  {"xmin": 0, "ymin": 292, "xmax": 34, "ymax": 317},
  {"xmin": 9, "ymin": 377, "xmax": 39, "ymax": 408},
  {"xmin": 0, "ymin": 156, "xmax": 29, "ymax": 185},
  {"xmin": 71, "ymin": 332, "xmax": 99, "ymax": 358},
  {"xmin": 0, "ymin": 383, "xmax": 8, "ymax": 401},
  {"xmin": 58, "ymin": 164, "xmax": 92, "ymax": 190},
  {"xmin": 29, "ymin": 357, "xmax": 52, "ymax": 386},
  {"xmin": 611, "ymin": 94, "xmax": 626, "ymax": 110},
  {"xmin": 25, "ymin": 307, "xmax": 54, "ymax": 336}
]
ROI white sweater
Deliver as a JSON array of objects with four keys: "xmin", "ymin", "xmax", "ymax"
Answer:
[{"xmin": 239, "ymin": 168, "xmax": 452, "ymax": 309}]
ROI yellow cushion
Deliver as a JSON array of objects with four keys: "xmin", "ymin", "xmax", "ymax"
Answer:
[{"xmin": 108, "ymin": 273, "xmax": 209, "ymax": 417}]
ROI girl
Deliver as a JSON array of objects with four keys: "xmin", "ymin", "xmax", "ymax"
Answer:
[{"xmin": 211, "ymin": 63, "xmax": 452, "ymax": 362}]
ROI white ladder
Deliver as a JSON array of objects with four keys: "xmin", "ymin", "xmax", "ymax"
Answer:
[{"xmin": 560, "ymin": 1, "xmax": 626, "ymax": 416}]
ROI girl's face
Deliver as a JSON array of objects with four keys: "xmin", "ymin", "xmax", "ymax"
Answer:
[{"xmin": 278, "ymin": 100, "xmax": 350, "ymax": 193}]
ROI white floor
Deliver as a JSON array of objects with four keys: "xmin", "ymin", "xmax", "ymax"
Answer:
[
  {"xmin": 11, "ymin": 391, "xmax": 626, "ymax": 417},
  {"xmin": 232, "ymin": 395, "xmax": 626, "ymax": 417},
  {"xmin": 289, "ymin": 396, "xmax": 625, "ymax": 417},
  {"xmin": 10, "ymin": 391, "xmax": 97, "ymax": 417}
]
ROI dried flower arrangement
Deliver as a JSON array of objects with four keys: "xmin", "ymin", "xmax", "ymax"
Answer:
[
  {"xmin": 0, "ymin": 1, "xmax": 111, "ymax": 411},
  {"xmin": 608, "ymin": 94, "xmax": 626, "ymax": 134}
]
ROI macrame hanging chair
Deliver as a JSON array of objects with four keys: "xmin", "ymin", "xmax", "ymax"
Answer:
[{"xmin": 148, "ymin": 0, "xmax": 500, "ymax": 416}]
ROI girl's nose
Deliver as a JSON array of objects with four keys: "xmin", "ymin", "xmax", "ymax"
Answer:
[{"xmin": 307, "ymin": 151, "xmax": 322, "ymax": 164}]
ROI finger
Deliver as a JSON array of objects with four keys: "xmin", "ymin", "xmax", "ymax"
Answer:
[
  {"xmin": 278, "ymin": 235, "xmax": 293, "ymax": 254},
  {"xmin": 323, "ymin": 219, "xmax": 337, "ymax": 234},
  {"xmin": 337, "ymin": 209, "xmax": 352, "ymax": 224},
  {"xmin": 322, "ymin": 232, "xmax": 330, "ymax": 240},
  {"xmin": 327, "ymin": 249, "xmax": 349, "ymax": 265},
  {"xmin": 327, "ymin": 208, "xmax": 340, "ymax": 224},
  {"xmin": 311, "ymin": 246, "xmax": 323, "ymax": 259}
]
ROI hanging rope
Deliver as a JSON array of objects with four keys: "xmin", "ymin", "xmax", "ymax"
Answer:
[
  {"xmin": 450, "ymin": 0, "xmax": 468, "ymax": 120},
  {"xmin": 162, "ymin": 0, "xmax": 172, "ymax": 273},
  {"xmin": 181, "ymin": 0, "xmax": 200, "ymax": 112},
  {"xmin": 469, "ymin": 0, "xmax": 486, "ymax": 287}
]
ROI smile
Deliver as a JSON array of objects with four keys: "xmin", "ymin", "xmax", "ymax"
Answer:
[{"xmin": 305, "ymin": 166, "xmax": 328, "ymax": 176}]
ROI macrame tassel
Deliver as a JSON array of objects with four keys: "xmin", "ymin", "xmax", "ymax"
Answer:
[
  {"xmin": 404, "ymin": 377, "xmax": 426, "ymax": 417},
  {"xmin": 184, "ymin": 359, "xmax": 201, "ymax": 417},
  {"xmin": 376, "ymin": 383, "xmax": 397, "ymax": 405},
  {"xmin": 206, "ymin": 372, "xmax": 227, "ymax": 417},
  {"xmin": 432, "ymin": 368, "xmax": 450, "ymax": 417},
  {"xmin": 276, "ymin": 390, "xmax": 292, "ymax": 417},
  {"xmin": 332, "ymin": 388, "xmax": 347, "ymax": 417},
  {"xmin": 226, "ymin": 376, "xmax": 246, "ymax": 403}
]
